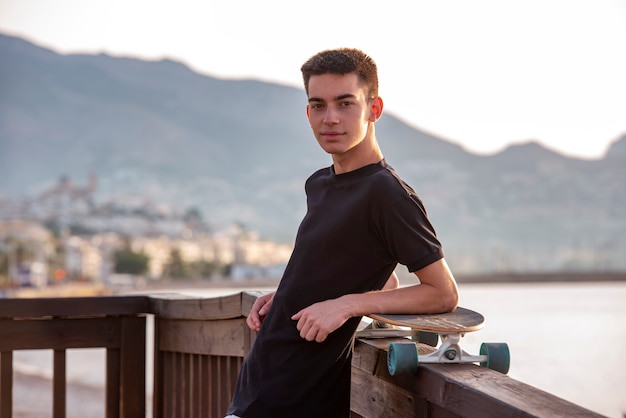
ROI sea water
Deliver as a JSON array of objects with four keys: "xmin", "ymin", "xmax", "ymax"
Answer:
[
  {"xmin": 13, "ymin": 281, "xmax": 626, "ymax": 417},
  {"xmin": 459, "ymin": 281, "xmax": 626, "ymax": 418}
]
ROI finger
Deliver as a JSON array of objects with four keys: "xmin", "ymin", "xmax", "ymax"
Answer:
[
  {"xmin": 315, "ymin": 331, "xmax": 328, "ymax": 343},
  {"xmin": 296, "ymin": 315, "xmax": 313, "ymax": 338},
  {"xmin": 296, "ymin": 315, "xmax": 306, "ymax": 333},
  {"xmin": 252, "ymin": 298, "xmax": 266, "ymax": 313},
  {"xmin": 302, "ymin": 324, "xmax": 317, "ymax": 341},
  {"xmin": 291, "ymin": 310, "xmax": 302, "ymax": 321},
  {"xmin": 259, "ymin": 302, "xmax": 270, "ymax": 316},
  {"xmin": 246, "ymin": 314, "xmax": 260, "ymax": 331},
  {"xmin": 249, "ymin": 306, "xmax": 265, "ymax": 330},
  {"xmin": 305, "ymin": 325, "xmax": 328, "ymax": 343}
]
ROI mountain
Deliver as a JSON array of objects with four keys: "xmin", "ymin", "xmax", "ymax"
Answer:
[{"xmin": 1, "ymin": 33, "xmax": 625, "ymax": 273}]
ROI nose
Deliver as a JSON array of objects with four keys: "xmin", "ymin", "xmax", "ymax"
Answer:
[{"xmin": 323, "ymin": 106, "xmax": 339, "ymax": 125}]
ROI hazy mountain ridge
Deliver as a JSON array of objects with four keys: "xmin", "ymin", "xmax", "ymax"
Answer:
[{"xmin": 1, "ymin": 33, "xmax": 625, "ymax": 272}]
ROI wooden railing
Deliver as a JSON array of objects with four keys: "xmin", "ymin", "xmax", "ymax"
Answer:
[
  {"xmin": 0, "ymin": 296, "xmax": 148, "ymax": 418},
  {"xmin": 149, "ymin": 291, "xmax": 260, "ymax": 417},
  {"xmin": 0, "ymin": 291, "xmax": 603, "ymax": 418}
]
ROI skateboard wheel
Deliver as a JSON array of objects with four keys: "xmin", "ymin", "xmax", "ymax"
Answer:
[
  {"xmin": 416, "ymin": 331, "xmax": 439, "ymax": 347},
  {"xmin": 387, "ymin": 343, "xmax": 418, "ymax": 376},
  {"xmin": 480, "ymin": 342, "xmax": 510, "ymax": 374}
]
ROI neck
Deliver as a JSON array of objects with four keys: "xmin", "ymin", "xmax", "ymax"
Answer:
[{"xmin": 332, "ymin": 132, "xmax": 384, "ymax": 174}]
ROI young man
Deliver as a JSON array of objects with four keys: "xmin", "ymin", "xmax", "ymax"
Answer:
[{"xmin": 226, "ymin": 48, "xmax": 459, "ymax": 418}]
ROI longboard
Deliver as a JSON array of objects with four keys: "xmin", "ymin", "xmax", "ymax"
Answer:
[{"xmin": 356, "ymin": 307, "xmax": 510, "ymax": 375}]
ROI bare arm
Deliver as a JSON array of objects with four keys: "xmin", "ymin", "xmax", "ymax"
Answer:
[
  {"xmin": 350, "ymin": 258, "xmax": 459, "ymax": 315},
  {"xmin": 292, "ymin": 258, "xmax": 459, "ymax": 342}
]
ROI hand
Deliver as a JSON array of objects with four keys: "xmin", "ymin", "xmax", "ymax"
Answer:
[
  {"xmin": 247, "ymin": 292, "xmax": 275, "ymax": 332},
  {"xmin": 291, "ymin": 298, "xmax": 352, "ymax": 343}
]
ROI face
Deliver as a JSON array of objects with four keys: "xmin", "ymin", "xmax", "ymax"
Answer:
[{"xmin": 306, "ymin": 73, "xmax": 381, "ymax": 159}]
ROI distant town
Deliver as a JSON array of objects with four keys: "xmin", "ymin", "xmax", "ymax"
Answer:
[
  {"xmin": 3, "ymin": 173, "xmax": 625, "ymax": 297},
  {"xmin": 0, "ymin": 174, "xmax": 292, "ymax": 296}
]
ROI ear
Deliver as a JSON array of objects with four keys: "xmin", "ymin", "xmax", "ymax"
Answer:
[
  {"xmin": 306, "ymin": 104, "xmax": 310, "ymax": 119},
  {"xmin": 369, "ymin": 96, "xmax": 384, "ymax": 122}
]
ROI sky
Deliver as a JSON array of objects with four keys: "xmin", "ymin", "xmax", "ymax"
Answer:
[{"xmin": 1, "ymin": 0, "xmax": 625, "ymax": 160}]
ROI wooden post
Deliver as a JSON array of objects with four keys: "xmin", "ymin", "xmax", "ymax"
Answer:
[
  {"xmin": 0, "ymin": 351, "xmax": 13, "ymax": 418},
  {"xmin": 106, "ymin": 348, "xmax": 121, "ymax": 418},
  {"xmin": 52, "ymin": 349, "xmax": 66, "ymax": 418},
  {"xmin": 152, "ymin": 316, "xmax": 163, "ymax": 418},
  {"xmin": 119, "ymin": 315, "xmax": 146, "ymax": 417}
]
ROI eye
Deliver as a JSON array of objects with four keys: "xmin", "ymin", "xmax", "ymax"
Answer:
[{"xmin": 340, "ymin": 101, "xmax": 353, "ymax": 107}]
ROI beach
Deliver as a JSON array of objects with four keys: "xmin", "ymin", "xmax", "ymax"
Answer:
[{"xmin": 13, "ymin": 372, "xmax": 108, "ymax": 418}]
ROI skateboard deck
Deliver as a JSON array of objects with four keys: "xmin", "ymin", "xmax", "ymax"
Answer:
[
  {"xmin": 370, "ymin": 307, "xmax": 485, "ymax": 333},
  {"xmin": 356, "ymin": 307, "xmax": 510, "ymax": 375}
]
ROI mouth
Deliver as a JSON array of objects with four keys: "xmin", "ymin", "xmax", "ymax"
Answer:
[{"xmin": 320, "ymin": 131, "xmax": 344, "ymax": 140}]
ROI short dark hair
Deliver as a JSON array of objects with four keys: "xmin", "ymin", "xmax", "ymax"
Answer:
[{"xmin": 300, "ymin": 48, "xmax": 379, "ymax": 99}]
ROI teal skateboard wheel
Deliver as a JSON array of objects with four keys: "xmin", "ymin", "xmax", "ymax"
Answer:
[
  {"xmin": 480, "ymin": 342, "xmax": 511, "ymax": 374},
  {"xmin": 387, "ymin": 342, "xmax": 418, "ymax": 376}
]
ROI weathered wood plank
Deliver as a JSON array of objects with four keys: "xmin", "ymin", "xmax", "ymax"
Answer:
[
  {"xmin": 191, "ymin": 354, "xmax": 201, "ymax": 418},
  {"xmin": 0, "ymin": 317, "xmax": 121, "ymax": 350},
  {"xmin": 0, "ymin": 295, "xmax": 148, "ymax": 319},
  {"xmin": 181, "ymin": 353, "xmax": 189, "ymax": 415},
  {"xmin": 149, "ymin": 293, "xmax": 242, "ymax": 320},
  {"xmin": 159, "ymin": 318, "xmax": 246, "ymax": 357},
  {"xmin": 351, "ymin": 366, "xmax": 418, "ymax": 417},
  {"xmin": 241, "ymin": 290, "xmax": 270, "ymax": 317},
  {"xmin": 161, "ymin": 351, "xmax": 174, "ymax": 417},
  {"xmin": 154, "ymin": 351, "xmax": 241, "ymax": 418},
  {"xmin": 352, "ymin": 340, "xmax": 604, "ymax": 418},
  {"xmin": 416, "ymin": 364, "xmax": 604, "ymax": 418},
  {"xmin": 351, "ymin": 339, "xmax": 437, "ymax": 418},
  {"xmin": 429, "ymin": 403, "xmax": 463, "ymax": 418},
  {"xmin": 0, "ymin": 351, "xmax": 13, "ymax": 418},
  {"xmin": 201, "ymin": 355, "xmax": 210, "ymax": 416},
  {"xmin": 210, "ymin": 355, "xmax": 241, "ymax": 418}
]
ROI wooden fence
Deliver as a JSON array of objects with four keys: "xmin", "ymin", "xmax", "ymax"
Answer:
[{"xmin": 0, "ymin": 291, "xmax": 604, "ymax": 417}]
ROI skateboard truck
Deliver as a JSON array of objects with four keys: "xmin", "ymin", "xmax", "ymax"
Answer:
[
  {"xmin": 387, "ymin": 335, "xmax": 510, "ymax": 376},
  {"xmin": 356, "ymin": 321, "xmax": 439, "ymax": 346}
]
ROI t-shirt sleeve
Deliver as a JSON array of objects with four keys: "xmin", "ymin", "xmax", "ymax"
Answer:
[{"xmin": 375, "ymin": 193, "xmax": 444, "ymax": 272}]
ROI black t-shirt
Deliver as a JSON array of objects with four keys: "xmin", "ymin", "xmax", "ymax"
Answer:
[{"xmin": 227, "ymin": 160, "xmax": 443, "ymax": 418}]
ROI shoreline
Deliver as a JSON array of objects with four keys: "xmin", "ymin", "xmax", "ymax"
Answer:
[
  {"xmin": 118, "ymin": 272, "xmax": 626, "ymax": 298},
  {"xmin": 454, "ymin": 271, "xmax": 626, "ymax": 284},
  {"xmin": 3, "ymin": 272, "xmax": 624, "ymax": 299},
  {"xmin": 142, "ymin": 271, "xmax": 626, "ymax": 288}
]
